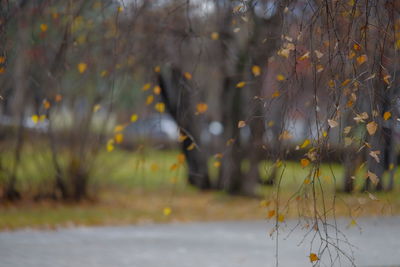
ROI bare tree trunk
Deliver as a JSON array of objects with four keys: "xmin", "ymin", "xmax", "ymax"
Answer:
[{"xmin": 158, "ymin": 67, "xmax": 211, "ymax": 189}]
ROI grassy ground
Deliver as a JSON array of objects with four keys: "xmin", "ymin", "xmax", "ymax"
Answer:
[{"xmin": 1, "ymin": 148, "xmax": 400, "ymax": 230}]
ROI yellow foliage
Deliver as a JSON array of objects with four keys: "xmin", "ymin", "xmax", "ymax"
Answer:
[
  {"xmin": 236, "ymin": 81, "xmax": 246, "ymax": 88},
  {"xmin": 251, "ymin": 65, "xmax": 261, "ymax": 77},
  {"xmin": 155, "ymin": 102, "xmax": 165, "ymax": 113},
  {"xmin": 40, "ymin": 24, "xmax": 48, "ymax": 32},
  {"xmin": 196, "ymin": 103, "xmax": 208, "ymax": 114},
  {"xmin": 130, "ymin": 114, "xmax": 138, "ymax": 122},
  {"xmin": 146, "ymin": 95, "xmax": 154, "ymax": 105},
  {"xmin": 300, "ymin": 158, "xmax": 310, "ymax": 168},
  {"xmin": 77, "ymin": 62, "xmax": 87, "ymax": 73}
]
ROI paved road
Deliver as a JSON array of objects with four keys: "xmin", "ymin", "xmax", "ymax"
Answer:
[{"xmin": 0, "ymin": 217, "xmax": 399, "ymax": 267}]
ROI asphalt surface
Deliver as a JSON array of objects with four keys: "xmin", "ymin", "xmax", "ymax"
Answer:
[{"xmin": 0, "ymin": 217, "xmax": 399, "ymax": 267}]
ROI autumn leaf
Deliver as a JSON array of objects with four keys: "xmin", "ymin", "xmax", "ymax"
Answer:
[
  {"xmin": 43, "ymin": 99, "xmax": 51, "ymax": 109},
  {"xmin": 40, "ymin": 23, "xmax": 48, "ymax": 32},
  {"xmin": 276, "ymin": 74, "xmax": 285, "ymax": 81},
  {"xmin": 153, "ymin": 86, "xmax": 161, "ymax": 95},
  {"xmin": 383, "ymin": 111, "xmax": 391, "ymax": 120},
  {"xmin": 267, "ymin": 210, "xmax": 275, "ymax": 219},
  {"xmin": 130, "ymin": 114, "xmax": 138, "ymax": 122},
  {"xmin": 238, "ymin": 120, "xmax": 246, "ymax": 128},
  {"xmin": 77, "ymin": 62, "xmax": 87, "ymax": 73},
  {"xmin": 271, "ymin": 90, "xmax": 280, "ymax": 98},
  {"xmin": 93, "ymin": 104, "xmax": 101, "ymax": 112},
  {"xmin": 177, "ymin": 153, "xmax": 185, "ymax": 164},
  {"xmin": 383, "ymin": 74, "xmax": 391, "ymax": 85},
  {"xmin": 366, "ymin": 121, "xmax": 377, "ymax": 135},
  {"xmin": 367, "ymin": 171, "xmax": 379, "ymax": 185},
  {"xmin": 150, "ymin": 163, "xmax": 159, "ymax": 172},
  {"xmin": 278, "ymin": 214, "xmax": 285, "ymax": 222},
  {"xmin": 163, "ymin": 207, "xmax": 172, "ymax": 216},
  {"xmin": 369, "ymin": 150, "xmax": 380, "ymax": 163},
  {"xmin": 178, "ymin": 133, "xmax": 188, "ymax": 143},
  {"xmin": 155, "ymin": 102, "xmax": 165, "ymax": 113},
  {"xmin": 114, "ymin": 133, "xmax": 124, "ymax": 144},
  {"xmin": 328, "ymin": 119, "xmax": 338, "ymax": 128},
  {"xmin": 300, "ymin": 139, "xmax": 310, "ymax": 149},
  {"xmin": 141, "ymin": 83, "xmax": 151, "ymax": 91},
  {"xmin": 114, "ymin": 124, "xmax": 125, "ymax": 133},
  {"xmin": 211, "ymin": 32, "xmax": 219, "ymax": 40},
  {"xmin": 368, "ymin": 192, "xmax": 378, "ymax": 201},
  {"xmin": 106, "ymin": 139, "xmax": 114, "ymax": 152},
  {"xmin": 31, "ymin": 115, "xmax": 39, "ymax": 124},
  {"xmin": 309, "ymin": 253, "xmax": 319, "ymax": 262},
  {"xmin": 303, "ymin": 178, "xmax": 311, "ymax": 184},
  {"xmin": 146, "ymin": 95, "xmax": 154, "ymax": 105},
  {"xmin": 55, "ymin": 94, "xmax": 62, "ymax": 102},
  {"xmin": 298, "ymin": 51, "xmax": 310, "ymax": 61},
  {"xmin": 213, "ymin": 161, "xmax": 221, "ymax": 168},
  {"xmin": 154, "ymin": 66, "xmax": 161, "ymax": 73},
  {"xmin": 184, "ymin": 72, "xmax": 192, "ymax": 80},
  {"xmin": 236, "ymin": 81, "xmax": 246, "ymax": 88},
  {"xmin": 196, "ymin": 103, "xmax": 208, "ymax": 114},
  {"xmin": 252, "ymin": 65, "xmax": 261, "ymax": 77},
  {"xmin": 300, "ymin": 158, "xmax": 310, "ymax": 168},
  {"xmin": 314, "ymin": 50, "xmax": 323, "ymax": 59},
  {"xmin": 354, "ymin": 112, "xmax": 369, "ymax": 123},
  {"xmin": 356, "ymin": 54, "xmax": 368, "ymax": 65},
  {"xmin": 353, "ymin": 43, "xmax": 361, "ymax": 51},
  {"xmin": 343, "ymin": 126, "xmax": 352, "ymax": 135},
  {"xmin": 187, "ymin": 142, "xmax": 196, "ymax": 151}
]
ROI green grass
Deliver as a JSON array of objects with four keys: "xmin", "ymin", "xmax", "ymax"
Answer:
[{"xmin": 1, "ymin": 146, "xmax": 400, "ymax": 230}]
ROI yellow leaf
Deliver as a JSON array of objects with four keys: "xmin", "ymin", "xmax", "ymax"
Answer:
[
  {"xmin": 322, "ymin": 131, "xmax": 328, "ymax": 137},
  {"xmin": 267, "ymin": 210, "xmax": 275, "ymax": 219},
  {"xmin": 328, "ymin": 79, "xmax": 335, "ymax": 88},
  {"xmin": 344, "ymin": 126, "xmax": 352, "ymax": 135},
  {"xmin": 300, "ymin": 158, "xmax": 310, "ymax": 168},
  {"xmin": 383, "ymin": 111, "xmax": 391, "ymax": 120},
  {"xmin": 106, "ymin": 139, "xmax": 114, "ymax": 152},
  {"xmin": 77, "ymin": 62, "xmax": 87, "ymax": 73},
  {"xmin": 155, "ymin": 102, "xmax": 165, "ymax": 113},
  {"xmin": 278, "ymin": 214, "xmax": 285, "ymax": 222},
  {"xmin": 303, "ymin": 178, "xmax": 311, "ymax": 185},
  {"xmin": 236, "ymin": 81, "xmax": 246, "ymax": 88},
  {"xmin": 366, "ymin": 121, "xmax": 377, "ymax": 135},
  {"xmin": 353, "ymin": 43, "xmax": 361, "ymax": 51},
  {"xmin": 396, "ymin": 39, "xmax": 400, "ymax": 50},
  {"xmin": 114, "ymin": 124, "xmax": 125, "ymax": 133},
  {"xmin": 153, "ymin": 86, "xmax": 161, "ymax": 95},
  {"xmin": 368, "ymin": 192, "xmax": 378, "ymax": 201},
  {"xmin": 300, "ymin": 139, "xmax": 310, "ymax": 149},
  {"xmin": 177, "ymin": 153, "xmax": 185, "ymax": 164},
  {"xmin": 356, "ymin": 54, "xmax": 368, "ymax": 65},
  {"xmin": 369, "ymin": 150, "xmax": 380, "ymax": 163},
  {"xmin": 213, "ymin": 161, "xmax": 221, "ymax": 168},
  {"xmin": 40, "ymin": 23, "xmax": 48, "ymax": 32},
  {"xmin": 267, "ymin": 120, "xmax": 275, "ymax": 127},
  {"xmin": 251, "ymin": 65, "xmax": 261, "ymax": 77},
  {"xmin": 277, "ymin": 48, "xmax": 290, "ymax": 58},
  {"xmin": 0, "ymin": 56, "xmax": 5, "ymax": 64},
  {"xmin": 114, "ymin": 133, "xmax": 124, "ymax": 144},
  {"xmin": 163, "ymin": 207, "xmax": 172, "ymax": 216},
  {"xmin": 93, "ymin": 104, "xmax": 101, "ymax": 112},
  {"xmin": 178, "ymin": 133, "xmax": 188, "ymax": 143},
  {"xmin": 141, "ymin": 83, "xmax": 151, "ymax": 91},
  {"xmin": 187, "ymin": 142, "xmax": 196, "ymax": 151},
  {"xmin": 341, "ymin": 79, "xmax": 351, "ymax": 87},
  {"xmin": 316, "ymin": 64, "xmax": 324, "ymax": 73},
  {"xmin": 226, "ymin": 138, "xmax": 235, "ymax": 146},
  {"xmin": 238, "ymin": 120, "xmax": 246, "ymax": 128},
  {"xmin": 309, "ymin": 253, "xmax": 319, "ymax": 262},
  {"xmin": 146, "ymin": 95, "xmax": 154, "ymax": 105},
  {"xmin": 298, "ymin": 51, "xmax": 310, "ymax": 61},
  {"xmin": 31, "ymin": 115, "xmax": 39, "ymax": 124},
  {"xmin": 348, "ymin": 219, "xmax": 358, "ymax": 228},
  {"xmin": 276, "ymin": 74, "xmax": 285, "ymax": 81},
  {"xmin": 0, "ymin": 67, "xmax": 5, "ymax": 74},
  {"xmin": 184, "ymin": 72, "xmax": 192, "ymax": 80},
  {"xmin": 130, "ymin": 114, "xmax": 138, "ymax": 122},
  {"xmin": 383, "ymin": 74, "xmax": 391, "ymax": 85},
  {"xmin": 117, "ymin": 6, "xmax": 124, "ymax": 12},
  {"xmin": 154, "ymin": 66, "xmax": 161, "ymax": 73},
  {"xmin": 196, "ymin": 103, "xmax": 208, "ymax": 114},
  {"xmin": 211, "ymin": 32, "xmax": 219, "ymax": 40},
  {"xmin": 354, "ymin": 112, "xmax": 369, "ymax": 123},
  {"xmin": 271, "ymin": 90, "xmax": 280, "ymax": 98}
]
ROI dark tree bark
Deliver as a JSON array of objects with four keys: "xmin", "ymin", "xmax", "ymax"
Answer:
[{"xmin": 158, "ymin": 67, "xmax": 211, "ymax": 190}]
